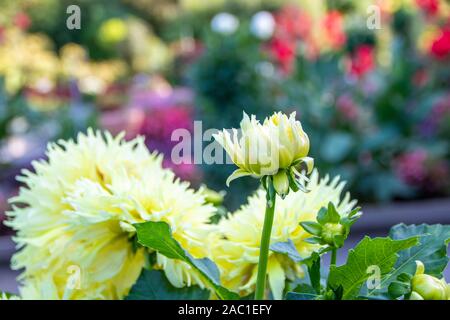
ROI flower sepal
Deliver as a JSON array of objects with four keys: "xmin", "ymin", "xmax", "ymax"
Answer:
[
  {"xmin": 273, "ymin": 169, "xmax": 290, "ymax": 199},
  {"xmin": 261, "ymin": 175, "xmax": 276, "ymax": 208},
  {"xmin": 292, "ymin": 156, "xmax": 314, "ymax": 175},
  {"xmin": 300, "ymin": 202, "xmax": 362, "ymax": 248}
]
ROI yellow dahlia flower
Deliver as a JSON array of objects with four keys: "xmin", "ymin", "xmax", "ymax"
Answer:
[
  {"xmin": 410, "ymin": 261, "xmax": 449, "ymax": 300},
  {"xmin": 213, "ymin": 112, "xmax": 312, "ymax": 188},
  {"xmin": 211, "ymin": 170, "xmax": 356, "ymax": 300},
  {"xmin": 6, "ymin": 129, "xmax": 215, "ymax": 299}
]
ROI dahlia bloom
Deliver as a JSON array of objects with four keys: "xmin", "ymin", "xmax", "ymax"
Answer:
[
  {"xmin": 410, "ymin": 261, "xmax": 449, "ymax": 300},
  {"xmin": 211, "ymin": 170, "xmax": 357, "ymax": 300},
  {"xmin": 213, "ymin": 112, "xmax": 311, "ymax": 187},
  {"xmin": 6, "ymin": 130, "xmax": 215, "ymax": 299}
]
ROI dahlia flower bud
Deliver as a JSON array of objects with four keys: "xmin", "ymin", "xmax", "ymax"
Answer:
[
  {"xmin": 213, "ymin": 112, "xmax": 312, "ymax": 188},
  {"xmin": 321, "ymin": 222, "xmax": 345, "ymax": 245},
  {"xmin": 410, "ymin": 261, "xmax": 449, "ymax": 300},
  {"xmin": 273, "ymin": 169, "xmax": 289, "ymax": 198}
]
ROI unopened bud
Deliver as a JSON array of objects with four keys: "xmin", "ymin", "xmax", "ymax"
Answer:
[
  {"xmin": 273, "ymin": 170, "xmax": 289, "ymax": 198},
  {"xmin": 321, "ymin": 222, "xmax": 345, "ymax": 245},
  {"xmin": 410, "ymin": 261, "xmax": 448, "ymax": 300}
]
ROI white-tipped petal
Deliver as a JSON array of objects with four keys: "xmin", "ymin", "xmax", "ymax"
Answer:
[{"xmin": 226, "ymin": 169, "xmax": 253, "ymax": 186}]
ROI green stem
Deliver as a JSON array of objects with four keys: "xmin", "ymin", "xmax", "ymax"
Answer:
[
  {"xmin": 254, "ymin": 194, "xmax": 276, "ymax": 300},
  {"xmin": 330, "ymin": 248, "xmax": 337, "ymax": 267},
  {"xmin": 326, "ymin": 247, "xmax": 338, "ymax": 292}
]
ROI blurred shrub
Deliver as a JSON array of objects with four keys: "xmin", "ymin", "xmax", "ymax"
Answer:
[
  {"xmin": 189, "ymin": 25, "xmax": 279, "ymax": 208},
  {"xmin": 188, "ymin": 1, "xmax": 450, "ymax": 204},
  {"xmin": 1, "ymin": 0, "xmax": 449, "ymax": 212}
]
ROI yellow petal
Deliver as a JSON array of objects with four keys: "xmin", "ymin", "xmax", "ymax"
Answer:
[
  {"xmin": 226, "ymin": 169, "xmax": 252, "ymax": 187},
  {"xmin": 268, "ymin": 257, "xmax": 285, "ymax": 300}
]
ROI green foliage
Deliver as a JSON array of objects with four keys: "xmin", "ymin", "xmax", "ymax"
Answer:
[
  {"xmin": 300, "ymin": 202, "xmax": 361, "ymax": 248},
  {"xmin": 0, "ymin": 291, "xmax": 18, "ymax": 299},
  {"xmin": 390, "ymin": 224, "xmax": 450, "ymax": 278},
  {"xmin": 388, "ymin": 273, "xmax": 413, "ymax": 299},
  {"xmin": 126, "ymin": 269, "xmax": 210, "ymax": 300},
  {"xmin": 328, "ymin": 236, "xmax": 419, "ymax": 300},
  {"xmin": 27, "ymin": 0, "xmax": 129, "ymax": 59},
  {"xmin": 306, "ymin": 253, "xmax": 321, "ymax": 294},
  {"xmin": 269, "ymin": 239, "xmax": 302, "ymax": 263},
  {"xmin": 289, "ymin": 223, "xmax": 448, "ymax": 300},
  {"xmin": 134, "ymin": 221, "xmax": 239, "ymax": 300},
  {"xmin": 189, "ymin": 26, "xmax": 276, "ymax": 209},
  {"xmin": 371, "ymin": 223, "xmax": 450, "ymax": 299},
  {"xmin": 285, "ymin": 292, "xmax": 318, "ymax": 300}
]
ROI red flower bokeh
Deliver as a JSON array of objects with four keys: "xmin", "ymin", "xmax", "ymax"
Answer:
[
  {"xmin": 415, "ymin": 0, "xmax": 440, "ymax": 17},
  {"xmin": 347, "ymin": 45, "xmax": 375, "ymax": 78},
  {"xmin": 13, "ymin": 12, "xmax": 31, "ymax": 30},
  {"xmin": 323, "ymin": 10, "xmax": 346, "ymax": 50},
  {"xmin": 430, "ymin": 27, "xmax": 450, "ymax": 59},
  {"xmin": 267, "ymin": 37, "xmax": 296, "ymax": 74},
  {"xmin": 274, "ymin": 5, "xmax": 311, "ymax": 39}
]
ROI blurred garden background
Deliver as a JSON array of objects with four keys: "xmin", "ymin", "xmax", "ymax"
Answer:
[{"xmin": 1, "ymin": 0, "xmax": 450, "ymax": 293}]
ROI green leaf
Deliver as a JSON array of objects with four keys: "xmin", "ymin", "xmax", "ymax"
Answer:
[
  {"xmin": 126, "ymin": 269, "xmax": 210, "ymax": 300},
  {"xmin": 328, "ymin": 236, "xmax": 419, "ymax": 300},
  {"xmin": 397, "ymin": 273, "xmax": 413, "ymax": 283},
  {"xmin": 301, "ymin": 246, "xmax": 332, "ymax": 267},
  {"xmin": 333, "ymin": 235, "xmax": 345, "ymax": 248},
  {"xmin": 307, "ymin": 253, "xmax": 321, "ymax": 294},
  {"xmin": 292, "ymin": 283, "xmax": 317, "ymax": 295},
  {"xmin": 357, "ymin": 294, "xmax": 390, "ymax": 300},
  {"xmin": 134, "ymin": 221, "xmax": 239, "ymax": 300},
  {"xmin": 285, "ymin": 292, "xmax": 319, "ymax": 300},
  {"xmin": 331, "ymin": 285, "xmax": 343, "ymax": 300},
  {"xmin": 304, "ymin": 237, "xmax": 323, "ymax": 245},
  {"xmin": 327, "ymin": 202, "xmax": 341, "ymax": 223},
  {"xmin": 316, "ymin": 203, "xmax": 340, "ymax": 225},
  {"xmin": 390, "ymin": 224, "xmax": 450, "ymax": 278},
  {"xmin": 300, "ymin": 221, "xmax": 322, "ymax": 236},
  {"xmin": 348, "ymin": 207, "xmax": 362, "ymax": 219},
  {"xmin": 0, "ymin": 291, "xmax": 19, "ymax": 300},
  {"xmin": 365, "ymin": 224, "xmax": 450, "ymax": 298},
  {"xmin": 317, "ymin": 207, "xmax": 328, "ymax": 225},
  {"xmin": 388, "ymin": 280, "xmax": 411, "ymax": 299},
  {"xmin": 340, "ymin": 207, "xmax": 362, "ymax": 229},
  {"xmin": 270, "ymin": 239, "xmax": 302, "ymax": 263}
]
